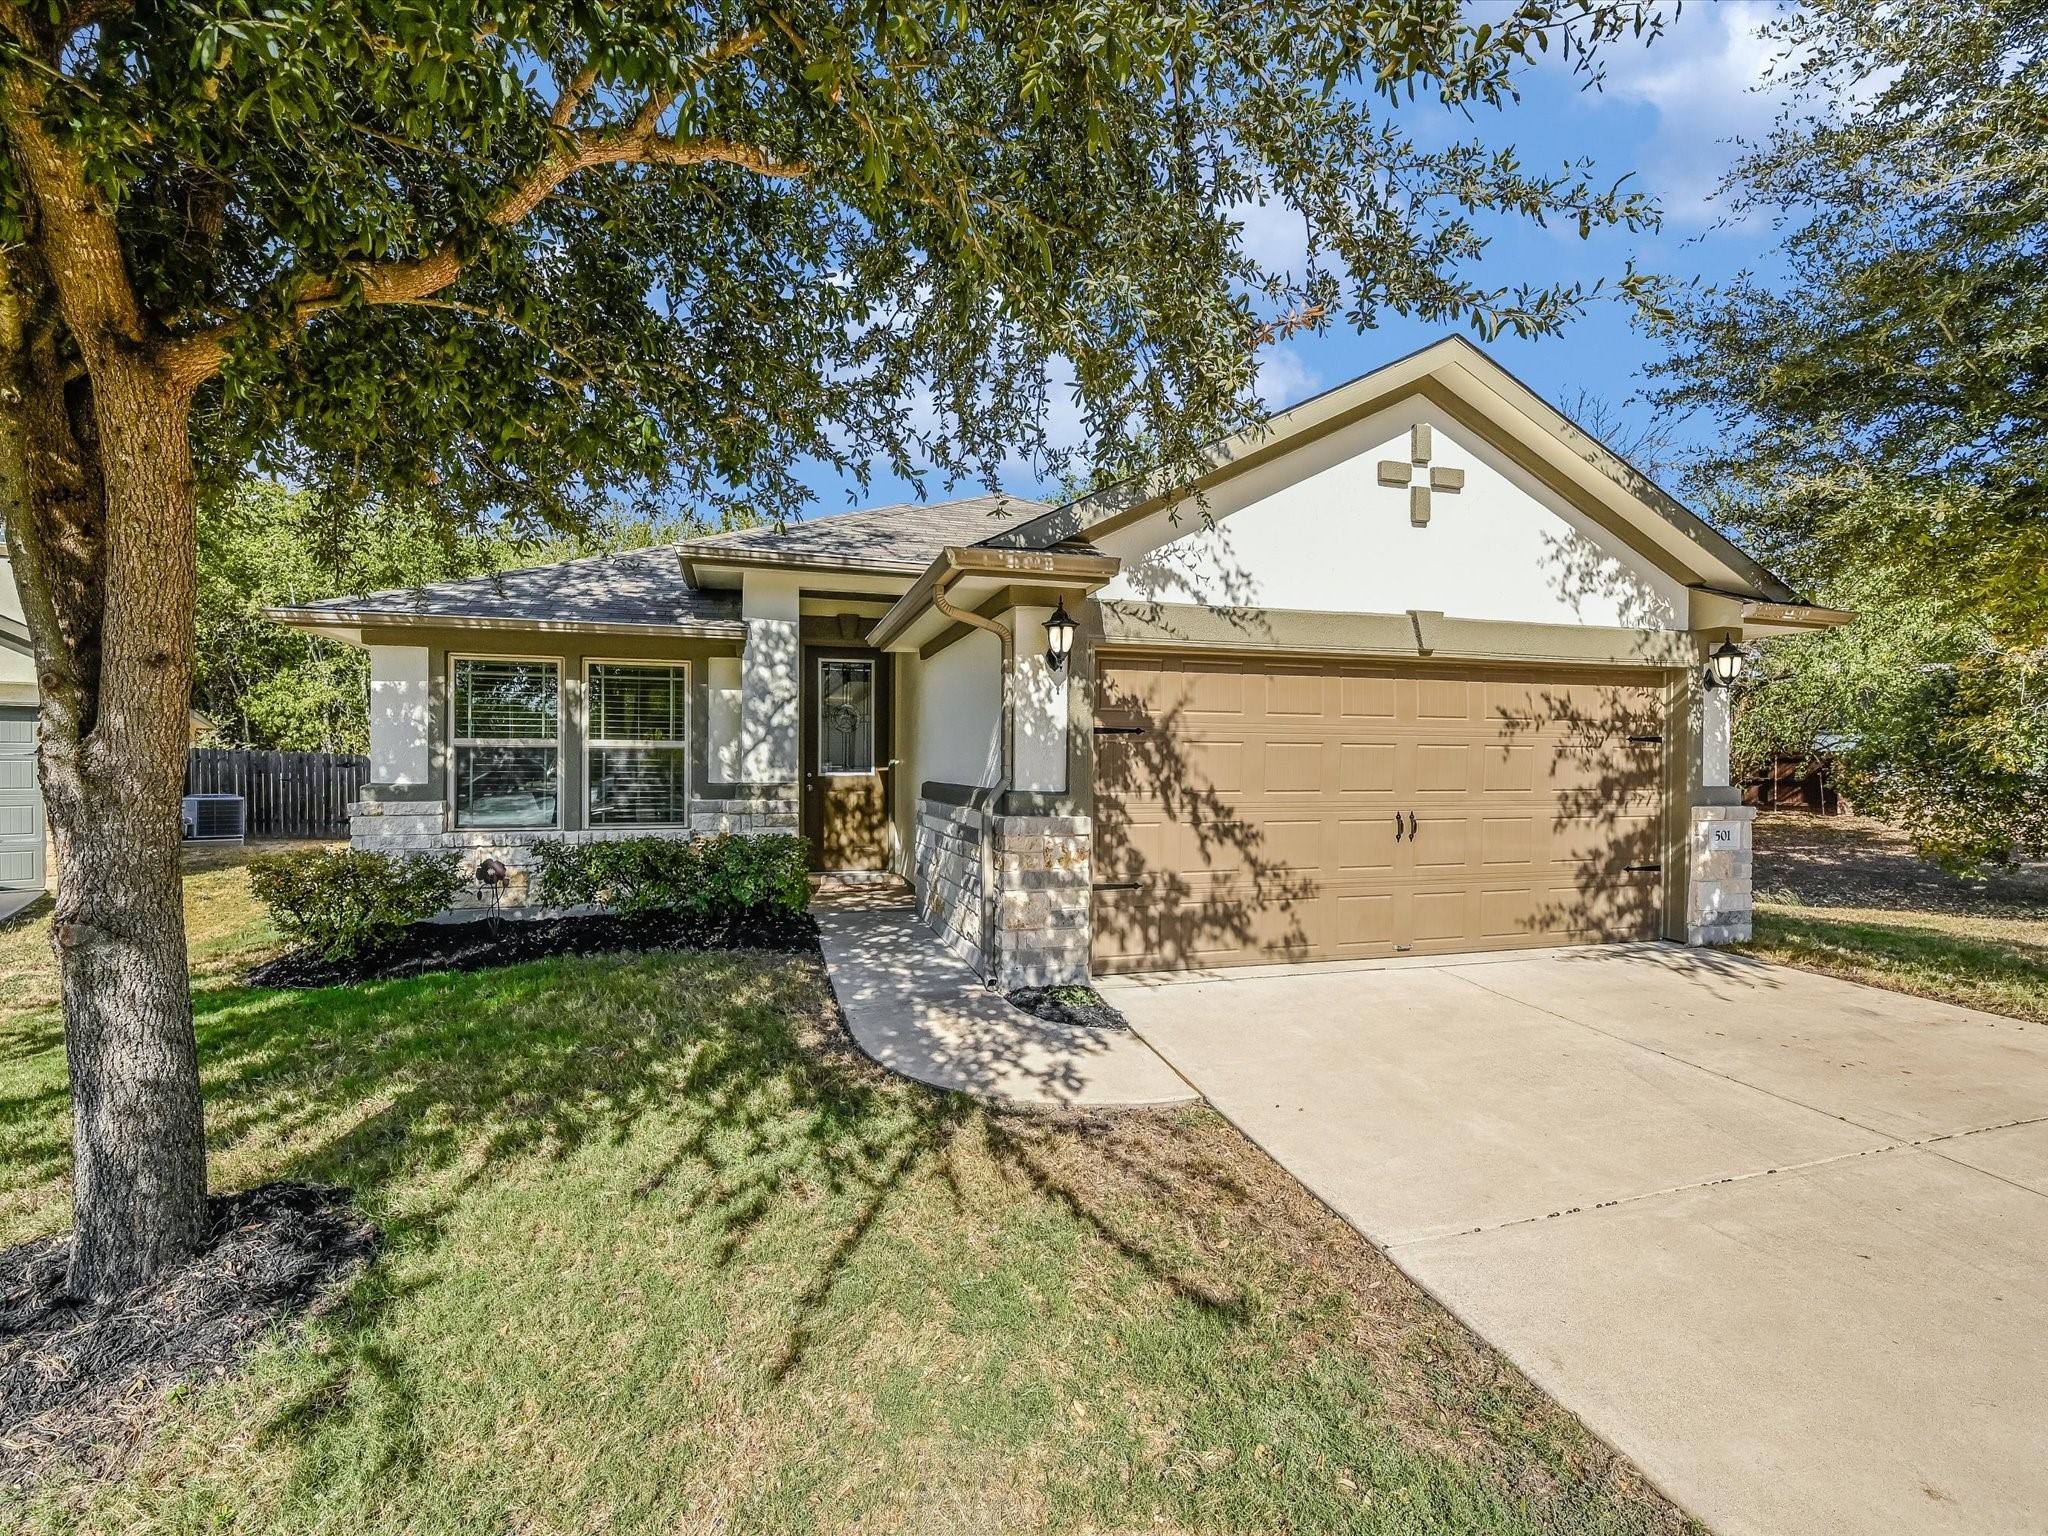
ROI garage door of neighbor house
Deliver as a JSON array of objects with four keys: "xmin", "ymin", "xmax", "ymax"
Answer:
[
  {"xmin": 0, "ymin": 706, "xmax": 43, "ymax": 891},
  {"xmin": 1092, "ymin": 654, "xmax": 1666, "ymax": 973}
]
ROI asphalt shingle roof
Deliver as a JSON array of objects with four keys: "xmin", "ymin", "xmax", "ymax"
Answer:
[
  {"xmin": 280, "ymin": 545, "xmax": 742, "ymax": 629},
  {"xmin": 272, "ymin": 494, "xmax": 1054, "ymax": 630},
  {"xmin": 683, "ymin": 494, "xmax": 1051, "ymax": 572}
]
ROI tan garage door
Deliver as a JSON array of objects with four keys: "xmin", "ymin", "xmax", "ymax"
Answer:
[{"xmin": 1092, "ymin": 653, "xmax": 1667, "ymax": 973}]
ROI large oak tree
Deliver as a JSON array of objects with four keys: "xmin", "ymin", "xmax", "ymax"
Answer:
[{"xmin": 0, "ymin": 0, "xmax": 1662, "ymax": 1298}]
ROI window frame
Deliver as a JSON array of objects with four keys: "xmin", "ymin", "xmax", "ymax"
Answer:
[
  {"xmin": 582, "ymin": 657, "xmax": 693, "ymax": 830},
  {"xmin": 815, "ymin": 654, "xmax": 878, "ymax": 778},
  {"xmin": 446, "ymin": 652, "xmax": 564, "ymax": 831}
]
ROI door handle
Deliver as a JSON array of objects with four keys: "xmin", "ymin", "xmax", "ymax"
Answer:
[
  {"xmin": 1393, "ymin": 812, "xmax": 1405, "ymax": 842},
  {"xmin": 1407, "ymin": 811, "xmax": 1418, "ymax": 840}
]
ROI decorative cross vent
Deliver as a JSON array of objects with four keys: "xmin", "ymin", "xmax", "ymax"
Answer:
[{"xmin": 1376, "ymin": 423, "xmax": 1465, "ymax": 526}]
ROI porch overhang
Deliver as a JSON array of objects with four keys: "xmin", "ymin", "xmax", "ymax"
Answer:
[{"xmin": 868, "ymin": 546, "xmax": 1121, "ymax": 655}]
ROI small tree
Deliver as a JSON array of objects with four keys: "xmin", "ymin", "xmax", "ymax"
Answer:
[{"xmin": 0, "ymin": 0, "xmax": 1662, "ymax": 1297}]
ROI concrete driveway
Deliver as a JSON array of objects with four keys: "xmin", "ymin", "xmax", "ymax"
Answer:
[{"xmin": 1099, "ymin": 945, "xmax": 2048, "ymax": 1536}]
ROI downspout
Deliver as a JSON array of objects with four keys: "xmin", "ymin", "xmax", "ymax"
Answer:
[{"xmin": 932, "ymin": 568, "xmax": 1013, "ymax": 985}]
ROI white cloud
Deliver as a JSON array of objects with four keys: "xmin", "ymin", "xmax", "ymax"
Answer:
[
  {"xmin": 1256, "ymin": 344, "xmax": 1321, "ymax": 412},
  {"xmin": 1588, "ymin": 0, "xmax": 1792, "ymax": 224}
]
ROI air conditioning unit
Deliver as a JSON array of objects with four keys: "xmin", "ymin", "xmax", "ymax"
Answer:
[{"xmin": 181, "ymin": 794, "xmax": 246, "ymax": 843}]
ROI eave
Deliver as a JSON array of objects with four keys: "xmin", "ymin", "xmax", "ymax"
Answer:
[
  {"xmin": 869, "ymin": 546, "xmax": 1122, "ymax": 654},
  {"xmin": 261, "ymin": 607, "xmax": 748, "ymax": 643}
]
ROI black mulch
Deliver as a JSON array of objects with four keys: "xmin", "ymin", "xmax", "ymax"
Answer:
[
  {"xmin": 1006, "ymin": 984, "xmax": 1131, "ymax": 1032},
  {"xmin": 247, "ymin": 908, "xmax": 821, "ymax": 989},
  {"xmin": 0, "ymin": 1182, "xmax": 380, "ymax": 1485}
]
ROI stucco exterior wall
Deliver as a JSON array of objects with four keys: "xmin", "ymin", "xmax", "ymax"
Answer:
[
  {"xmin": 913, "ymin": 626, "xmax": 1003, "ymax": 788},
  {"xmin": 1093, "ymin": 400, "xmax": 1691, "ymax": 631}
]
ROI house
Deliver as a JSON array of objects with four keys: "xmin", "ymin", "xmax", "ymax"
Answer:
[
  {"xmin": 267, "ymin": 337, "xmax": 1850, "ymax": 985},
  {"xmin": 0, "ymin": 544, "xmax": 44, "ymax": 894}
]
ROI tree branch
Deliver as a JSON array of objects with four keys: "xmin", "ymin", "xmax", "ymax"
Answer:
[{"xmin": 161, "ymin": 25, "xmax": 799, "ymax": 393}]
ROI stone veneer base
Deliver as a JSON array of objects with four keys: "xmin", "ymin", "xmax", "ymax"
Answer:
[
  {"xmin": 913, "ymin": 795, "xmax": 1093, "ymax": 987},
  {"xmin": 1686, "ymin": 801, "xmax": 1756, "ymax": 946}
]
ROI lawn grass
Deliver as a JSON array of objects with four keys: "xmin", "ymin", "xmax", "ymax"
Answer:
[
  {"xmin": 1, "ymin": 852, "xmax": 1689, "ymax": 1535},
  {"xmin": 1746, "ymin": 902, "xmax": 2048, "ymax": 1024}
]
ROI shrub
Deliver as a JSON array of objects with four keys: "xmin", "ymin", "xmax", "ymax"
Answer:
[
  {"xmin": 530, "ymin": 833, "xmax": 810, "ymax": 920},
  {"xmin": 248, "ymin": 847, "xmax": 465, "ymax": 961}
]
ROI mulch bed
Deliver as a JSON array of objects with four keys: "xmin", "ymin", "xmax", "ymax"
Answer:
[
  {"xmin": 247, "ymin": 908, "xmax": 821, "ymax": 989},
  {"xmin": 1006, "ymin": 984, "xmax": 1130, "ymax": 1032},
  {"xmin": 0, "ymin": 1182, "xmax": 380, "ymax": 1486}
]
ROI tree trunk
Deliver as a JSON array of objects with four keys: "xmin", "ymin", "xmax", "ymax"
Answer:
[
  {"xmin": 0, "ymin": 56, "xmax": 210, "ymax": 1300},
  {"xmin": 44, "ymin": 366, "xmax": 207, "ymax": 1300},
  {"xmin": 0, "ymin": 266, "xmax": 208, "ymax": 1299}
]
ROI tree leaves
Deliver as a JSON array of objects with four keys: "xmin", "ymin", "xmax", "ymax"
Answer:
[{"xmin": 4, "ymin": 0, "xmax": 1664, "ymax": 532}]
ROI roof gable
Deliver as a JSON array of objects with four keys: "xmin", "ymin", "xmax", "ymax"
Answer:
[
  {"xmin": 1092, "ymin": 398, "xmax": 1693, "ymax": 630},
  {"xmin": 990, "ymin": 336, "xmax": 1802, "ymax": 608}
]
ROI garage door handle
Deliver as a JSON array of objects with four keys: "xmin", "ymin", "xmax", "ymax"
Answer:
[
  {"xmin": 1406, "ymin": 810, "xmax": 1418, "ymax": 841},
  {"xmin": 1393, "ymin": 812, "xmax": 1405, "ymax": 842}
]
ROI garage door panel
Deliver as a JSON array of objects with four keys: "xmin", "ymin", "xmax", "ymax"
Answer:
[
  {"xmin": 1339, "ymin": 673, "xmax": 1398, "ymax": 718},
  {"xmin": 1337, "ymin": 817, "xmax": 1399, "ymax": 872},
  {"xmin": 1414, "ymin": 743, "xmax": 1471, "ymax": 793},
  {"xmin": 1266, "ymin": 666, "xmax": 1327, "ymax": 717},
  {"xmin": 1258, "ymin": 739, "xmax": 1323, "ymax": 794},
  {"xmin": 1094, "ymin": 656, "xmax": 1666, "ymax": 972},
  {"xmin": 1338, "ymin": 741, "xmax": 1397, "ymax": 793},
  {"xmin": 1336, "ymin": 892, "xmax": 1396, "ymax": 945}
]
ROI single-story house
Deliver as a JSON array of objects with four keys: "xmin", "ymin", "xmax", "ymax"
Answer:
[
  {"xmin": 0, "ymin": 548, "xmax": 45, "ymax": 893},
  {"xmin": 268, "ymin": 337, "xmax": 1850, "ymax": 985}
]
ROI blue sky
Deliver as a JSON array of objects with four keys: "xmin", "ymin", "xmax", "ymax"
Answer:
[{"xmin": 793, "ymin": 0, "xmax": 1794, "ymax": 516}]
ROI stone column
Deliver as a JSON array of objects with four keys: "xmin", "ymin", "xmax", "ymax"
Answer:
[{"xmin": 1686, "ymin": 655, "xmax": 1754, "ymax": 945}]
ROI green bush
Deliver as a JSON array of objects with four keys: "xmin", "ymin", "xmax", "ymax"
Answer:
[
  {"xmin": 530, "ymin": 833, "xmax": 810, "ymax": 920},
  {"xmin": 248, "ymin": 847, "xmax": 465, "ymax": 961}
]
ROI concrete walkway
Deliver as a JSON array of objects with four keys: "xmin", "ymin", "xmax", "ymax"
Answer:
[
  {"xmin": 813, "ymin": 885, "xmax": 1195, "ymax": 1109},
  {"xmin": 1103, "ymin": 944, "xmax": 2048, "ymax": 1536}
]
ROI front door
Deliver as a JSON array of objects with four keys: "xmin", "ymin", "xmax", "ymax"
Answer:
[{"xmin": 802, "ymin": 650, "xmax": 892, "ymax": 871}]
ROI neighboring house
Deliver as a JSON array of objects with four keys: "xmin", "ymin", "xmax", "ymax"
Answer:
[
  {"xmin": 267, "ymin": 337, "xmax": 1850, "ymax": 985},
  {"xmin": 0, "ymin": 541, "xmax": 44, "ymax": 893}
]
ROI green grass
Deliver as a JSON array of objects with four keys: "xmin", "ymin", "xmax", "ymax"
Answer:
[
  {"xmin": 2, "ymin": 853, "xmax": 1689, "ymax": 1535},
  {"xmin": 1747, "ymin": 902, "xmax": 2048, "ymax": 1024}
]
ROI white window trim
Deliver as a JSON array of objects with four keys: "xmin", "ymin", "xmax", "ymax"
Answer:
[
  {"xmin": 583, "ymin": 657, "xmax": 692, "ymax": 829},
  {"xmin": 815, "ymin": 654, "xmax": 877, "ymax": 779},
  {"xmin": 447, "ymin": 652, "xmax": 564, "ymax": 831}
]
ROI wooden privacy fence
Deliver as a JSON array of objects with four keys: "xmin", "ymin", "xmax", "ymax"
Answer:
[{"xmin": 185, "ymin": 748, "xmax": 371, "ymax": 839}]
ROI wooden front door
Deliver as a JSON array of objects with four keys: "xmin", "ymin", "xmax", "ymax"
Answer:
[
  {"xmin": 1091, "ymin": 653, "xmax": 1667, "ymax": 973},
  {"xmin": 802, "ymin": 649, "xmax": 892, "ymax": 871}
]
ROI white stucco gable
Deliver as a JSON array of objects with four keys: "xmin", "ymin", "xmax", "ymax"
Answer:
[{"xmin": 1092, "ymin": 395, "xmax": 1691, "ymax": 630}]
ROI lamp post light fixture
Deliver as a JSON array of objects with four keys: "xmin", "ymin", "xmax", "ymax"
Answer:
[
  {"xmin": 1044, "ymin": 600, "xmax": 1077, "ymax": 672},
  {"xmin": 1703, "ymin": 638, "xmax": 1746, "ymax": 691}
]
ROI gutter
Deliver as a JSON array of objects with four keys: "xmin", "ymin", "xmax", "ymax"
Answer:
[{"xmin": 869, "ymin": 544, "xmax": 1121, "ymax": 654}]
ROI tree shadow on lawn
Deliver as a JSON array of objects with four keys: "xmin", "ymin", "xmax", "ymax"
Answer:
[{"xmin": 58, "ymin": 951, "xmax": 1267, "ymax": 1468}]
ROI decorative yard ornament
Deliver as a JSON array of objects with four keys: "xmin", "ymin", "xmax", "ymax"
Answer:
[
  {"xmin": 1704, "ymin": 639, "xmax": 1747, "ymax": 691},
  {"xmin": 1044, "ymin": 601, "xmax": 1077, "ymax": 672},
  {"xmin": 1376, "ymin": 424, "xmax": 1466, "ymax": 526}
]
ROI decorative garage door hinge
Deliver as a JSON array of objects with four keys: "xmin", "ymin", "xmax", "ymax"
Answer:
[
  {"xmin": 1092, "ymin": 880, "xmax": 1142, "ymax": 891},
  {"xmin": 1624, "ymin": 863, "xmax": 1663, "ymax": 874},
  {"xmin": 1093, "ymin": 725, "xmax": 1145, "ymax": 735}
]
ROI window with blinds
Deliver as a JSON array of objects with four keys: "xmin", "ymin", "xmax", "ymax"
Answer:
[
  {"xmin": 588, "ymin": 662, "xmax": 689, "ymax": 825},
  {"xmin": 451, "ymin": 658, "xmax": 559, "ymax": 828}
]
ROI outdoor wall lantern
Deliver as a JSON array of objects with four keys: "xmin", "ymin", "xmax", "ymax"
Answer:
[
  {"xmin": 1703, "ymin": 638, "xmax": 1746, "ymax": 691},
  {"xmin": 1044, "ymin": 600, "xmax": 1077, "ymax": 673}
]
